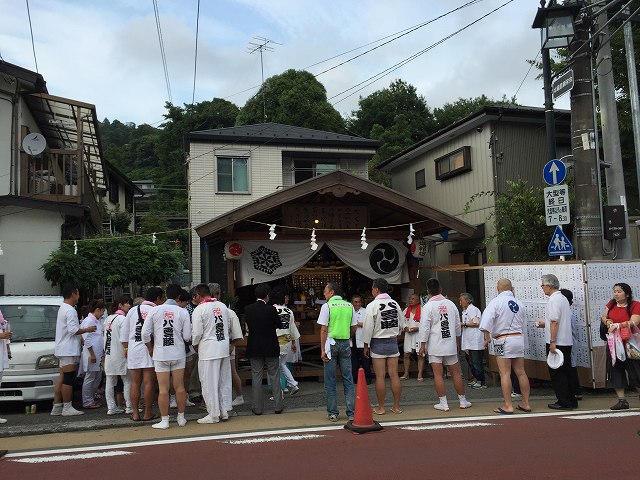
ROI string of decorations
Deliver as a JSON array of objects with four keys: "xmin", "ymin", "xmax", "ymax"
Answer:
[
  {"xmin": 246, "ymin": 219, "xmax": 435, "ymax": 251},
  {"xmin": 0, "ymin": 226, "xmax": 192, "ymax": 256},
  {"xmin": 0, "ymin": 219, "xmax": 442, "ymax": 256}
]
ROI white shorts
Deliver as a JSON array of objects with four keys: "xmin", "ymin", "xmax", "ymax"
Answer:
[
  {"xmin": 492, "ymin": 335, "xmax": 524, "ymax": 359},
  {"xmin": 154, "ymin": 358, "xmax": 186, "ymax": 373},
  {"xmin": 403, "ymin": 332, "xmax": 419, "ymax": 353},
  {"xmin": 58, "ymin": 356, "xmax": 80, "ymax": 367},
  {"xmin": 429, "ymin": 354, "xmax": 459, "ymax": 366}
]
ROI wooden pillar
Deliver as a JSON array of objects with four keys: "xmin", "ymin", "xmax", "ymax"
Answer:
[
  {"xmin": 406, "ymin": 252, "xmax": 422, "ymax": 297},
  {"xmin": 226, "ymin": 258, "xmax": 235, "ymax": 298}
]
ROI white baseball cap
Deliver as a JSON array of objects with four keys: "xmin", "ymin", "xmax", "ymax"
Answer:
[{"xmin": 546, "ymin": 349, "xmax": 564, "ymax": 369}]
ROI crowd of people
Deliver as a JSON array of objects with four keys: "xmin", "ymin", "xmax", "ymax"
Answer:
[{"xmin": 2, "ymin": 272, "xmax": 638, "ymax": 434}]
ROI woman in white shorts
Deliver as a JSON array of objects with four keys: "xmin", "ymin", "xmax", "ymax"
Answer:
[{"xmin": 362, "ymin": 278, "xmax": 403, "ymax": 415}]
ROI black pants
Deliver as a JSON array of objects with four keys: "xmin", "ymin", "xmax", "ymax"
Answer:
[
  {"xmin": 546, "ymin": 343, "xmax": 579, "ymax": 407},
  {"xmin": 351, "ymin": 346, "xmax": 373, "ymax": 383}
]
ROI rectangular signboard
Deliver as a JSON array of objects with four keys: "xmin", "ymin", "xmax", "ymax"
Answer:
[
  {"xmin": 544, "ymin": 185, "xmax": 570, "ymax": 226},
  {"xmin": 552, "ymin": 69, "xmax": 574, "ymax": 101}
]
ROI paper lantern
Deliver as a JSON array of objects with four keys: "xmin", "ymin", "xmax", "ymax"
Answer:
[
  {"xmin": 410, "ymin": 239, "xmax": 428, "ymax": 259},
  {"xmin": 224, "ymin": 241, "xmax": 243, "ymax": 259}
]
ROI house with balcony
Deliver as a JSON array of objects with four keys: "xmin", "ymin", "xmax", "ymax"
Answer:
[{"xmin": 0, "ymin": 61, "xmax": 107, "ymax": 294}]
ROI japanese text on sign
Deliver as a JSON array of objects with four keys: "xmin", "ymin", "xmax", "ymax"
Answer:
[{"xmin": 544, "ymin": 185, "xmax": 570, "ymax": 226}]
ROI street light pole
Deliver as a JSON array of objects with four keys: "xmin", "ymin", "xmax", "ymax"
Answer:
[
  {"xmin": 570, "ymin": 10, "xmax": 604, "ymax": 259},
  {"xmin": 542, "ymin": 44, "xmax": 557, "ymax": 162}
]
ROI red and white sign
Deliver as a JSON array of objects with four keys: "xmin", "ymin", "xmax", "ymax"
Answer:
[{"xmin": 224, "ymin": 242, "xmax": 244, "ymax": 259}]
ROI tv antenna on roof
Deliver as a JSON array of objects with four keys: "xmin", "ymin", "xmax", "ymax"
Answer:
[{"xmin": 247, "ymin": 37, "xmax": 281, "ymax": 122}]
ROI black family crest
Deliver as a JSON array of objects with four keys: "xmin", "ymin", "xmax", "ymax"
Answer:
[
  {"xmin": 250, "ymin": 245, "xmax": 283, "ymax": 274},
  {"xmin": 369, "ymin": 242, "xmax": 399, "ymax": 275}
]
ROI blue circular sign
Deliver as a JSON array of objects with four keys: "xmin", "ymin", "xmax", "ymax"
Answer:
[{"xmin": 543, "ymin": 160, "xmax": 567, "ymax": 186}]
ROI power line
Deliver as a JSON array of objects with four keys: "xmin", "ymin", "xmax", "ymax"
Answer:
[
  {"xmin": 221, "ymin": 1, "xmax": 481, "ymax": 105},
  {"xmin": 152, "ymin": 0, "xmax": 172, "ymax": 103},
  {"xmin": 311, "ymin": 0, "xmax": 482, "ymax": 78},
  {"xmin": 328, "ymin": 0, "xmax": 515, "ymax": 105},
  {"xmin": 191, "ymin": 0, "xmax": 200, "ymax": 104},
  {"xmin": 513, "ymin": 51, "xmax": 541, "ymax": 100},
  {"xmin": 25, "ymin": 0, "xmax": 39, "ymax": 73}
]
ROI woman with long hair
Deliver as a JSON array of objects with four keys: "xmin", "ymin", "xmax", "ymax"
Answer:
[{"xmin": 601, "ymin": 282, "xmax": 640, "ymax": 410}]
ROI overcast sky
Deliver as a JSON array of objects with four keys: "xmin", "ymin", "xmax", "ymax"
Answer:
[{"xmin": 0, "ymin": 0, "xmax": 570, "ymax": 127}]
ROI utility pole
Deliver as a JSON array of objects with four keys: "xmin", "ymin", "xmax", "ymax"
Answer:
[
  {"xmin": 570, "ymin": 6, "xmax": 604, "ymax": 260},
  {"xmin": 623, "ymin": 7, "xmax": 640, "ymax": 209},
  {"xmin": 247, "ymin": 37, "xmax": 281, "ymax": 123},
  {"xmin": 596, "ymin": 11, "xmax": 631, "ymax": 258}
]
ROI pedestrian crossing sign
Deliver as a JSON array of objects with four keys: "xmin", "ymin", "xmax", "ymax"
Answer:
[{"xmin": 548, "ymin": 226, "xmax": 573, "ymax": 256}]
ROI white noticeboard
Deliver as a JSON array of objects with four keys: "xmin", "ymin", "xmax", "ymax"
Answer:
[
  {"xmin": 544, "ymin": 184, "xmax": 570, "ymax": 226},
  {"xmin": 483, "ymin": 260, "xmax": 640, "ymax": 388}
]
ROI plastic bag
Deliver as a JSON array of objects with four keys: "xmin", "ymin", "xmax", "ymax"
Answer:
[
  {"xmin": 607, "ymin": 332, "xmax": 617, "ymax": 366},
  {"xmin": 615, "ymin": 329, "xmax": 626, "ymax": 362},
  {"xmin": 625, "ymin": 324, "xmax": 640, "ymax": 360}
]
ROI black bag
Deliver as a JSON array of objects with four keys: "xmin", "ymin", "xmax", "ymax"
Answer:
[{"xmin": 599, "ymin": 322, "xmax": 608, "ymax": 341}]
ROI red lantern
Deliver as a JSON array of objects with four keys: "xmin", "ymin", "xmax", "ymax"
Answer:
[{"xmin": 224, "ymin": 241, "xmax": 243, "ymax": 259}]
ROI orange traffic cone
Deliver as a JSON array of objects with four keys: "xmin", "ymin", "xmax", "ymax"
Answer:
[{"xmin": 344, "ymin": 368, "xmax": 383, "ymax": 434}]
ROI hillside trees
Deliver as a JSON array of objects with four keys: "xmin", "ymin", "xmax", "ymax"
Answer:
[
  {"xmin": 347, "ymin": 79, "xmax": 435, "ymax": 185},
  {"xmin": 236, "ymin": 69, "xmax": 345, "ymax": 132}
]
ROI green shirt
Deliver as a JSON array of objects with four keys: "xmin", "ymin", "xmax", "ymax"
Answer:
[{"xmin": 327, "ymin": 295, "xmax": 353, "ymax": 340}]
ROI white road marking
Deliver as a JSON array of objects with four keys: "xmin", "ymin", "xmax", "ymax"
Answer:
[
  {"xmin": 563, "ymin": 411, "xmax": 640, "ymax": 420},
  {"xmin": 221, "ymin": 434, "xmax": 325, "ymax": 444},
  {"xmin": 10, "ymin": 451, "xmax": 133, "ymax": 464},
  {"xmin": 399, "ymin": 422, "xmax": 495, "ymax": 431}
]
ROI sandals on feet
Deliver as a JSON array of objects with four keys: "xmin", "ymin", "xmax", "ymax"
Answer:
[
  {"xmin": 372, "ymin": 407, "xmax": 386, "ymax": 415},
  {"xmin": 390, "ymin": 407, "xmax": 403, "ymax": 414}
]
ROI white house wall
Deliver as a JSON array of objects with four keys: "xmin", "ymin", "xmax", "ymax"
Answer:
[{"xmin": 0, "ymin": 207, "xmax": 62, "ymax": 294}]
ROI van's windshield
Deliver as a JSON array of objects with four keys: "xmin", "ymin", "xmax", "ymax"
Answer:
[{"xmin": 0, "ymin": 305, "xmax": 59, "ymax": 341}]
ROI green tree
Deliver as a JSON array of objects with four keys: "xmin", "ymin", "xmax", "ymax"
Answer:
[
  {"xmin": 236, "ymin": 69, "xmax": 345, "ymax": 132},
  {"xmin": 41, "ymin": 235, "xmax": 184, "ymax": 289},
  {"xmin": 432, "ymin": 95, "xmax": 517, "ymax": 132},
  {"xmin": 347, "ymin": 79, "xmax": 435, "ymax": 186}
]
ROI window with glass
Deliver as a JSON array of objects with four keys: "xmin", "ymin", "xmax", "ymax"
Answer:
[
  {"xmin": 108, "ymin": 175, "xmax": 119, "ymax": 203},
  {"xmin": 435, "ymin": 146, "xmax": 471, "ymax": 180},
  {"xmin": 293, "ymin": 159, "xmax": 337, "ymax": 184},
  {"xmin": 415, "ymin": 169, "xmax": 426, "ymax": 189},
  {"xmin": 217, "ymin": 156, "xmax": 249, "ymax": 193}
]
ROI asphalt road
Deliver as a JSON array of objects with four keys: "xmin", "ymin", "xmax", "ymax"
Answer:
[{"xmin": 2, "ymin": 408, "xmax": 640, "ymax": 479}]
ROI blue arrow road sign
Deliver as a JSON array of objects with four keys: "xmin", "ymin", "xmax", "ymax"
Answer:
[
  {"xmin": 548, "ymin": 226, "xmax": 573, "ymax": 256},
  {"xmin": 543, "ymin": 159, "xmax": 567, "ymax": 186}
]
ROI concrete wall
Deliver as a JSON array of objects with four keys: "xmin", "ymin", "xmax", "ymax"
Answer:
[{"xmin": 0, "ymin": 207, "xmax": 62, "ymax": 294}]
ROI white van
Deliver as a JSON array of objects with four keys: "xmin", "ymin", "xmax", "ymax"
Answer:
[{"xmin": 0, "ymin": 296, "xmax": 63, "ymax": 402}]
